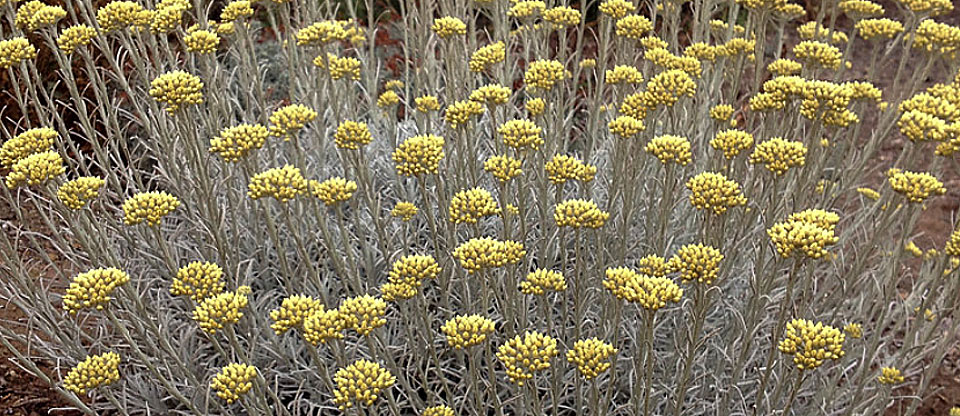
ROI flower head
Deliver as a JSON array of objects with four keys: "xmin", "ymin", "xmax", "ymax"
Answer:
[
  {"xmin": 642, "ymin": 70, "xmax": 697, "ymax": 108},
  {"xmin": 886, "ymin": 169, "xmax": 946, "ymax": 203},
  {"xmin": 599, "ymin": 0, "xmax": 635, "ymax": 18},
  {"xmin": 122, "ymin": 191, "xmax": 180, "ymax": 226},
  {"xmin": 605, "ymin": 65, "xmax": 644, "ymax": 85},
  {"xmin": 1, "ymin": 127, "xmax": 56, "ymax": 168},
  {"xmin": 95, "ymin": 1, "xmax": 149, "ymax": 32},
  {"xmin": 855, "ymin": 18, "xmax": 904, "ymax": 41},
  {"xmin": 839, "ymin": 0, "xmax": 884, "ymax": 19},
  {"xmin": 668, "ymin": 244, "xmax": 723, "ymax": 284},
  {"xmin": 313, "ymin": 53, "xmax": 362, "ymax": 80},
  {"xmin": 646, "ymin": 135, "xmax": 692, "ymax": 166},
  {"xmin": 749, "ymin": 137, "xmax": 807, "ymax": 176},
  {"xmin": 333, "ymin": 120, "xmax": 373, "ymax": 150},
  {"xmin": 211, "ymin": 363, "xmax": 257, "ymax": 403},
  {"xmin": 415, "ymin": 95, "xmax": 441, "ymax": 112},
  {"xmin": 270, "ymin": 295, "xmax": 323, "ymax": 335},
  {"xmin": 247, "ymin": 165, "xmax": 307, "ymax": 203},
  {"xmin": 58, "ymin": 177, "xmax": 105, "ymax": 210},
  {"xmin": 793, "ymin": 41, "xmax": 842, "ymax": 70},
  {"xmin": 449, "ymin": 188, "xmax": 501, "ymax": 224},
  {"xmin": 64, "ymin": 352, "xmax": 121, "ymax": 395},
  {"xmin": 497, "ymin": 331, "xmax": 559, "ymax": 385},
  {"xmin": 543, "ymin": 6, "xmax": 581, "ymax": 28},
  {"xmin": 878, "ymin": 367, "xmax": 905, "ymax": 384},
  {"xmin": 393, "ymin": 134, "xmax": 445, "ymax": 176},
  {"xmin": 711, "ymin": 130, "xmax": 754, "ymax": 159},
  {"xmin": 310, "ymin": 177, "xmax": 357, "ymax": 206},
  {"xmin": 424, "ymin": 406, "xmax": 455, "ymax": 416},
  {"xmin": 685, "ymin": 172, "xmax": 747, "ymax": 215},
  {"xmin": 616, "ymin": 14, "xmax": 652, "ymax": 39},
  {"xmin": 554, "ymin": 199, "xmax": 610, "ymax": 229},
  {"xmin": 526, "ymin": 98, "xmax": 546, "ymax": 116},
  {"xmin": 498, "ymin": 119, "xmax": 544, "ymax": 150},
  {"xmin": 484, "ymin": 155, "xmax": 522, "ymax": 182},
  {"xmin": 184, "ymin": 29, "xmax": 220, "ymax": 54},
  {"xmin": 452, "ymin": 237, "xmax": 526, "ymax": 273},
  {"xmin": 57, "ymin": 25, "xmax": 98, "ymax": 54},
  {"xmin": 303, "ymin": 306, "xmax": 347, "ymax": 345},
  {"xmin": 524, "ymin": 60, "xmax": 566, "ymax": 91},
  {"xmin": 442, "ymin": 314, "xmax": 496, "ymax": 349},
  {"xmin": 268, "ymin": 104, "xmax": 318, "ymax": 138},
  {"xmin": 469, "ymin": 41, "xmax": 506, "ymax": 72},
  {"xmin": 637, "ymin": 254, "xmax": 668, "ymax": 277},
  {"xmin": 767, "ymin": 58, "xmax": 803, "ymax": 76},
  {"xmin": 432, "ymin": 16, "xmax": 466, "ymax": 38},
  {"xmin": 602, "ymin": 267, "xmax": 683, "ymax": 308},
  {"xmin": 507, "ymin": 1, "xmax": 546, "ymax": 18},
  {"xmin": 63, "ymin": 268, "xmax": 131, "ymax": 314},
  {"xmin": 377, "ymin": 90, "xmax": 400, "ymax": 108},
  {"xmin": 333, "ymin": 360, "xmax": 396, "ymax": 410},
  {"xmin": 149, "ymin": 71, "xmax": 204, "ymax": 114},
  {"xmin": 768, "ymin": 211, "xmax": 840, "ymax": 259},
  {"xmin": 171, "ymin": 261, "xmax": 225, "ymax": 302},
  {"xmin": 608, "ymin": 115, "xmax": 645, "ymax": 137},
  {"xmin": 520, "ymin": 269, "xmax": 566, "ymax": 295},
  {"xmin": 209, "ymin": 124, "xmax": 268, "ymax": 162},
  {"xmin": 778, "ymin": 318, "xmax": 845, "ymax": 370},
  {"xmin": 192, "ymin": 286, "xmax": 251, "ymax": 334},
  {"xmin": 545, "ymin": 154, "xmax": 596, "ymax": 184},
  {"xmin": 844, "ymin": 323, "xmax": 863, "ymax": 339},
  {"xmin": 391, "ymin": 201, "xmax": 418, "ymax": 221},
  {"xmin": 4, "ymin": 151, "xmax": 65, "ymax": 189},
  {"xmin": 470, "ymin": 84, "xmax": 512, "ymax": 106},
  {"xmin": 220, "ymin": 0, "xmax": 253, "ymax": 21},
  {"xmin": 566, "ymin": 338, "xmax": 617, "ymax": 379},
  {"xmin": 338, "ymin": 295, "xmax": 387, "ymax": 336},
  {"xmin": 444, "ymin": 100, "xmax": 485, "ymax": 129}
]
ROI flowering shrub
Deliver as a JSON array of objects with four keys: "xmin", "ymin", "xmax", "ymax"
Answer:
[{"xmin": 1, "ymin": 0, "xmax": 958, "ymax": 415}]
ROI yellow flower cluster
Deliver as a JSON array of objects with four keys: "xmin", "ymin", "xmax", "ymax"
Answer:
[
  {"xmin": 393, "ymin": 134, "xmax": 444, "ymax": 176},
  {"xmin": 685, "ymin": 172, "xmax": 747, "ymax": 215},
  {"xmin": 646, "ymin": 135, "xmax": 692, "ymax": 166},
  {"xmin": 63, "ymin": 352, "xmax": 121, "ymax": 395},
  {"xmin": 384, "ymin": 80, "xmax": 404, "ymax": 90},
  {"xmin": 266, "ymin": 295, "xmax": 321, "ymax": 336},
  {"xmin": 57, "ymin": 25, "xmax": 98, "ymax": 55},
  {"xmin": 640, "ymin": 69, "xmax": 697, "ymax": 109},
  {"xmin": 520, "ymin": 269, "xmax": 567, "ymax": 295},
  {"xmin": 220, "ymin": 0, "xmax": 253, "ymax": 21},
  {"xmin": 193, "ymin": 286, "xmax": 251, "ymax": 334},
  {"xmin": 638, "ymin": 254, "xmax": 668, "ymax": 277},
  {"xmin": 543, "ymin": 6, "xmax": 581, "ymax": 28},
  {"xmin": 381, "ymin": 255, "xmax": 441, "ymax": 301},
  {"xmin": 148, "ymin": 71, "xmax": 204, "ymax": 114},
  {"xmin": 441, "ymin": 314, "xmax": 496, "ymax": 349},
  {"xmin": 602, "ymin": 267, "xmax": 683, "ymax": 308},
  {"xmin": 303, "ymin": 305, "xmax": 346, "ymax": 345},
  {"xmin": 717, "ymin": 37, "xmax": 756, "ymax": 59},
  {"xmin": 554, "ymin": 199, "xmax": 610, "ymax": 229},
  {"xmin": 878, "ymin": 367, "xmax": 905, "ymax": 384},
  {"xmin": 333, "ymin": 360, "xmax": 396, "ymax": 410},
  {"xmin": 122, "ymin": 191, "xmax": 180, "ymax": 226},
  {"xmin": 605, "ymin": 65, "xmax": 644, "ymax": 85},
  {"xmin": 415, "ymin": 95, "xmax": 441, "ymax": 112},
  {"xmin": 150, "ymin": 0, "xmax": 191, "ymax": 34},
  {"xmin": 339, "ymin": 295, "xmax": 387, "ymax": 336},
  {"xmin": 247, "ymin": 165, "xmax": 307, "ymax": 203},
  {"xmin": 211, "ymin": 363, "xmax": 257, "ymax": 403},
  {"xmin": 497, "ymin": 331, "xmax": 559, "ymax": 385},
  {"xmin": 184, "ymin": 29, "xmax": 220, "ymax": 54},
  {"xmin": 767, "ymin": 58, "xmax": 803, "ymax": 76},
  {"xmin": 668, "ymin": 244, "xmax": 723, "ymax": 284},
  {"xmin": 209, "ymin": 123, "xmax": 268, "ymax": 162},
  {"xmin": 913, "ymin": 20, "xmax": 960, "ymax": 57},
  {"xmin": 793, "ymin": 40, "xmax": 843, "ymax": 70},
  {"xmin": 449, "ymin": 188, "xmax": 501, "ymax": 224},
  {"xmin": 798, "ymin": 22, "xmax": 849, "ymax": 45},
  {"xmin": 171, "ymin": 261, "xmax": 225, "ymax": 302},
  {"xmin": 778, "ymin": 318, "xmax": 845, "ymax": 371},
  {"xmin": 469, "ymin": 41, "xmax": 506, "ymax": 72},
  {"xmin": 886, "ymin": 169, "xmax": 946, "ymax": 203},
  {"xmin": 96, "ymin": 1, "xmax": 150, "ymax": 33},
  {"xmin": 310, "ymin": 177, "xmax": 357, "ymax": 206},
  {"xmin": 268, "ymin": 104, "xmax": 318, "ymax": 138},
  {"xmin": 423, "ymin": 405, "xmax": 455, "ymax": 416},
  {"xmin": 645, "ymin": 48, "xmax": 702, "ymax": 78},
  {"xmin": 898, "ymin": 0, "xmax": 952, "ymax": 16},
  {"xmin": 498, "ymin": 119, "xmax": 544, "ymax": 150},
  {"xmin": 566, "ymin": 338, "xmax": 617, "ymax": 380},
  {"xmin": 452, "ymin": 237, "xmax": 526, "ymax": 273},
  {"xmin": 616, "ymin": 14, "xmax": 653, "ymax": 39},
  {"xmin": 1, "ymin": 127, "xmax": 56, "ymax": 168},
  {"xmin": 63, "ymin": 268, "xmax": 131, "ymax": 314},
  {"xmin": 470, "ymin": 84, "xmax": 511, "ymax": 106},
  {"xmin": 899, "ymin": 111, "xmax": 949, "ymax": 143},
  {"xmin": 839, "ymin": 0, "xmax": 884, "ymax": 19},
  {"xmin": 526, "ymin": 98, "xmax": 546, "ymax": 116},
  {"xmin": 737, "ymin": 0, "xmax": 786, "ymax": 10},
  {"xmin": 640, "ymin": 35, "xmax": 669, "ymax": 50},
  {"xmin": 709, "ymin": 104, "xmax": 734, "ymax": 122},
  {"xmin": 545, "ymin": 154, "xmax": 596, "ymax": 184},
  {"xmin": 432, "ymin": 16, "xmax": 466, "ymax": 38},
  {"xmin": 18, "ymin": 1, "xmax": 66, "ymax": 31},
  {"xmin": 684, "ymin": 42, "xmax": 720, "ymax": 62},
  {"xmin": 444, "ymin": 100, "xmax": 485, "ymax": 129},
  {"xmin": 855, "ymin": 18, "xmax": 904, "ymax": 41},
  {"xmin": 391, "ymin": 201, "xmax": 418, "ymax": 221},
  {"xmin": 507, "ymin": 1, "xmax": 546, "ymax": 18},
  {"xmin": 4, "ymin": 151, "xmax": 65, "ymax": 189},
  {"xmin": 749, "ymin": 137, "xmax": 807, "ymax": 176},
  {"xmin": 296, "ymin": 19, "xmax": 364, "ymax": 46},
  {"xmin": 844, "ymin": 322, "xmax": 863, "ymax": 338},
  {"xmin": 768, "ymin": 210, "xmax": 840, "ymax": 259},
  {"xmin": 333, "ymin": 120, "xmax": 372, "ymax": 150},
  {"xmin": 313, "ymin": 53, "xmax": 362, "ymax": 80},
  {"xmin": 598, "ymin": 0, "xmax": 635, "ymax": 18},
  {"xmin": 484, "ymin": 155, "xmax": 522, "ymax": 182},
  {"xmin": 524, "ymin": 59, "xmax": 566, "ymax": 91},
  {"xmin": 710, "ymin": 130, "xmax": 754, "ymax": 159},
  {"xmin": 608, "ymin": 115, "xmax": 645, "ymax": 137},
  {"xmin": 58, "ymin": 177, "xmax": 105, "ymax": 210},
  {"xmin": 377, "ymin": 90, "xmax": 400, "ymax": 108}
]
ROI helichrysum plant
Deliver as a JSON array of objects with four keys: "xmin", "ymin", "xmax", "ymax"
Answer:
[{"xmin": 3, "ymin": 0, "xmax": 960, "ymax": 415}]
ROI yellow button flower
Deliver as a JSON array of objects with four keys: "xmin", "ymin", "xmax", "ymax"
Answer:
[
  {"xmin": 64, "ymin": 352, "xmax": 121, "ymax": 395},
  {"xmin": 268, "ymin": 104, "xmax": 318, "ymax": 139},
  {"xmin": 483, "ymin": 155, "xmax": 522, "ymax": 182},
  {"xmin": 415, "ymin": 95, "xmax": 441, "ymax": 112},
  {"xmin": 247, "ymin": 165, "xmax": 307, "ymax": 203},
  {"xmin": 767, "ymin": 210, "xmax": 840, "ymax": 259},
  {"xmin": 778, "ymin": 318, "xmax": 845, "ymax": 371},
  {"xmin": 63, "ymin": 268, "xmax": 131, "ymax": 314},
  {"xmin": 270, "ymin": 295, "xmax": 322, "ymax": 335},
  {"xmin": 209, "ymin": 123, "xmax": 268, "ymax": 162},
  {"xmin": 444, "ymin": 100, "xmax": 485, "ymax": 129},
  {"xmin": 615, "ymin": 14, "xmax": 652, "ymax": 39},
  {"xmin": 449, "ymin": 187, "xmax": 501, "ymax": 224},
  {"xmin": 566, "ymin": 338, "xmax": 617, "ymax": 380},
  {"xmin": 171, "ymin": 261, "xmax": 225, "ymax": 302},
  {"xmin": 545, "ymin": 154, "xmax": 596, "ymax": 184},
  {"xmin": 520, "ymin": 269, "xmax": 566, "ymax": 295},
  {"xmin": 149, "ymin": 71, "xmax": 203, "ymax": 114},
  {"xmin": 393, "ymin": 134, "xmax": 445, "ymax": 176},
  {"xmin": 469, "ymin": 41, "xmax": 506, "ymax": 73},
  {"xmin": 441, "ymin": 314, "xmax": 496, "ymax": 349},
  {"xmin": 333, "ymin": 360, "xmax": 396, "ymax": 410},
  {"xmin": 309, "ymin": 177, "xmax": 358, "ymax": 206},
  {"xmin": 710, "ymin": 129, "xmax": 754, "ymax": 159},
  {"xmin": 391, "ymin": 201, "xmax": 418, "ymax": 221},
  {"xmin": 598, "ymin": 0, "xmax": 635, "ymax": 18},
  {"xmin": 303, "ymin": 305, "xmax": 347, "ymax": 345},
  {"xmin": 877, "ymin": 367, "xmax": 905, "ymax": 384},
  {"xmin": 498, "ymin": 119, "xmax": 544, "ymax": 150},
  {"xmin": 4, "ymin": 150, "xmax": 65, "ymax": 189},
  {"xmin": 57, "ymin": 24, "xmax": 98, "ymax": 54},
  {"xmin": 554, "ymin": 199, "xmax": 610, "ymax": 229},
  {"xmin": 192, "ymin": 286, "xmax": 251, "ymax": 334},
  {"xmin": 886, "ymin": 169, "xmax": 946, "ymax": 203},
  {"xmin": 497, "ymin": 331, "xmax": 559, "ymax": 385},
  {"xmin": 122, "ymin": 191, "xmax": 180, "ymax": 226},
  {"xmin": 211, "ymin": 363, "xmax": 257, "ymax": 403},
  {"xmin": 602, "ymin": 267, "xmax": 683, "ymax": 308},
  {"xmin": 646, "ymin": 135, "xmax": 692, "ymax": 166},
  {"xmin": 184, "ymin": 29, "xmax": 220, "ymax": 54},
  {"xmin": 524, "ymin": 59, "xmax": 566, "ymax": 91},
  {"xmin": 452, "ymin": 237, "xmax": 525, "ymax": 273},
  {"xmin": 685, "ymin": 172, "xmax": 747, "ymax": 215},
  {"xmin": 57, "ymin": 177, "xmax": 105, "ymax": 210},
  {"xmin": 469, "ymin": 84, "xmax": 512, "ymax": 106},
  {"xmin": 432, "ymin": 16, "xmax": 466, "ymax": 38},
  {"xmin": 668, "ymin": 244, "xmax": 723, "ymax": 284},
  {"xmin": 338, "ymin": 295, "xmax": 387, "ymax": 336},
  {"xmin": 793, "ymin": 40, "xmax": 842, "ymax": 70},
  {"xmin": 855, "ymin": 18, "xmax": 903, "ymax": 41},
  {"xmin": 749, "ymin": 137, "xmax": 807, "ymax": 176},
  {"xmin": 1, "ymin": 127, "xmax": 56, "ymax": 168},
  {"xmin": 608, "ymin": 115, "xmax": 645, "ymax": 137}
]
